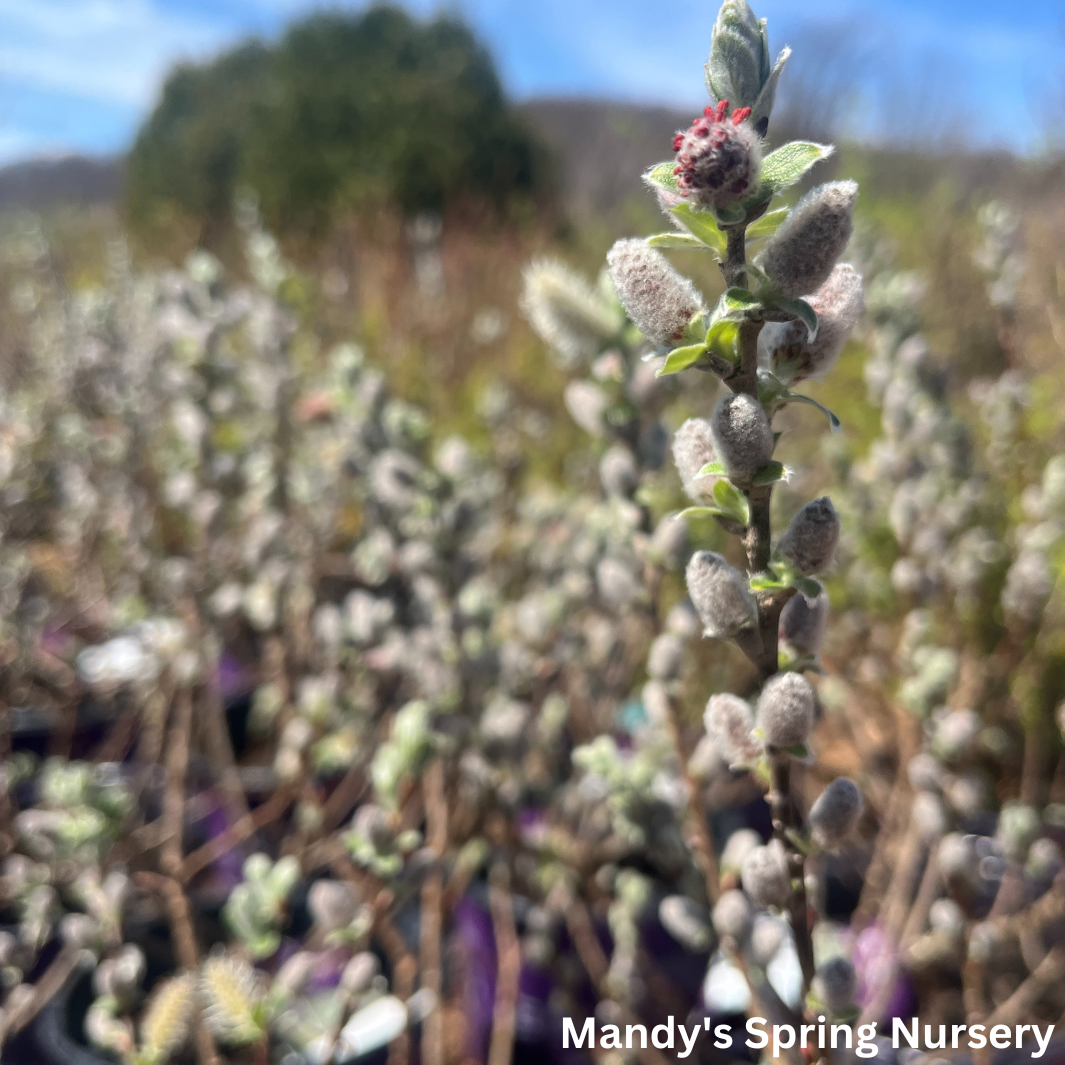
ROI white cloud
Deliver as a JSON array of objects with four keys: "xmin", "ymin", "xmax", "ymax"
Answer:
[{"xmin": 0, "ymin": 0, "xmax": 231, "ymax": 107}]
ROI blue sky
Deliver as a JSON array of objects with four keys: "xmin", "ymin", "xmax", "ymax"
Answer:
[{"xmin": 0, "ymin": 0, "xmax": 1063, "ymax": 164}]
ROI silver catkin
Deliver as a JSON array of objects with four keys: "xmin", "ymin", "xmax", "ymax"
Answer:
[
  {"xmin": 778, "ymin": 590, "xmax": 828, "ymax": 657},
  {"xmin": 758, "ymin": 181, "xmax": 858, "ymax": 299},
  {"xmin": 740, "ymin": 838, "xmax": 790, "ymax": 908},
  {"xmin": 606, "ymin": 239, "xmax": 706, "ymax": 347},
  {"xmin": 671, "ymin": 417, "xmax": 717, "ymax": 502},
  {"xmin": 704, "ymin": 692, "xmax": 762, "ymax": 767},
  {"xmin": 685, "ymin": 550, "xmax": 759, "ymax": 638},
  {"xmin": 709, "ymin": 392, "xmax": 774, "ymax": 487},
  {"xmin": 756, "ymin": 671, "xmax": 815, "ymax": 747},
  {"xmin": 776, "ymin": 497, "xmax": 840, "ymax": 575},
  {"xmin": 808, "ymin": 777, "xmax": 863, "ymax": 848},
  {"xmin": 813, "ymin": 956, "xmax": 857, "ymax": 1012},
  {"xmin": 758, "ymin": 263, "xmax": 864, "ymax": 383}
]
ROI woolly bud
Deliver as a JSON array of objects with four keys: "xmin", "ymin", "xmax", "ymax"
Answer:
[
  {"xmin": 749, "ymin": 914, "xmax": 786, "ymax": 965},
  {"xmin": 740, "ymin": 838, "xmax": 790, "ymax": 908},
  {"xmin": 648, "ymin": 632, "xmax": 685, "ymax": 680},
  {"xmin": 928, "ymin": 898, "xmax": 965, "ymax": 939},
  {"xmin": 659, "ymin": 895, "xmax": 712, "ymax": 952},
  {"xmin": 712, "ymin": 888, "xmax": 753, "ymax": 941},
  {"xmin": 599, "ymin": 445, "xmax": 639, "ymax": 498},
  {"xmin": 672, "ymin": 102, "xmax": 762, "ymax": 209},
  {"xmin": 808, "ymin": 777, "xmax": 863, "ymax": 848},
  {"xmin": 308, "ymin": 879, "xmax": 360, "ymax": 932},
  {"xmin": 521, "ymin": 258, "xmax": 622, "ymax": 366},
  {"xmin": 1002, "ymin": 551, "xmax": 1053, "ymax": 626},
  {"xmin": 563, "ymin": 380, "xmax": 608, "ymax": 437},
  {"xmin": 705, "ymin": 1, "xmax": 789, "ymax": 131},
  {"xmin": 671, "ymin": 417, "xmax": 717, "ymax": 502},
  {"xmin": 776, "ymin": 497, "xmax": 839, "ymax": 575},
  {"xmin": 704, "ymin": 692, "xmax": 762, "ymax": 767},
  {"xmin": 709, "ymin": 392, "xmax": 774, "ymax": 487},
  {"xmin": 606, "ymin": 239, "xmax": 705, "ymax": 347},
  {"xmin": 756, "ymin": 672, "xmax": 815, "ymax": 748},
  {"xmin": 912, "ymin": 791, "xmax": 947, "ymax": 841},
  {"xmin": 778, "ymin": 590, "xmax": 828, "ymax": 657},
  {"xmin": 200, "ymin": 953, "xmax": 267, "ymax": 1046},
  {"xmin": 813, "ymin": 956, "xmax": 856, "ymax": 1013},
  {"xmin": 938, "ymin": 832, "xmax": 977, "ymax": 881},
  {"xmin": 720, "ymin": 828, "xmax": 762, "ymax": 873},
  {"xmin": 685, "ymin": 550, "xmax": 759, "ymax": 638},
  {"xmin": 759, "ymin": 264, "xmax": 864, "ymax": 383},
  {"xmin": 140, "ymin": 974, "xmax": 196, "ymax": 1061},
  {"xmin": 758, "ymin": 181, "xmax": 858, "ymax": 298}
]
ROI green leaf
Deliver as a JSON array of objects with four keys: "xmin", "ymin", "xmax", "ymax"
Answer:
[
  {"xmin": 774, "ymin": 297, "xmax": 818, "ymax": 339},
  {"xmin": 655, "ymin": 343, "xmax": 708, "ymax": 377},
  {"xmin": 749, "ymin": 572, "xmax": 786, "ymax": 591},
  {"xmin": 784, "ymin": 743, "xmax": 811, "ymax": 759},
  {"xmin": 676, "ymin": 506, "xmax": 727, "ymax": 521},
  {"xmin": 669, "ymin": 203, "xmax": 728, "ymax": 254},
  {"xmin": 722, "ymin": 288, "xmax": 762, "ymax": 316},
  {"xmin": 646, "ymin": 232, "xmax": 712, "ymax": 251},
  {"xmin": 793, "ymin": 577, "xmax": 823, "ymax": 600},
  {"xmin": 643, "ymin": 160, "xmax": 681, "ymax": 195},
  {"xmin": 712, "ymin": 479, "xmax": 750, "ymax": 526},
  {"xmin": 751, "ymin": 461, "xmax": 788, "ymax": 486},
  {"xmin": 756, "ymin": 141, "xmax": 834, "ymax": 197},
  {"xmin": 781, "ymin": 390, "xmax": 842, "ymax": 432},
  {"xmin": 745, "ymin": 207, "xmax": 789, "ymax": 240},
  {"xmin": 705, "ymin": 319, "xmax": 740, "ymax": 363},
  {"xmin": 697, "ymin": 460, "xmax": 726, "ymax": 477}
]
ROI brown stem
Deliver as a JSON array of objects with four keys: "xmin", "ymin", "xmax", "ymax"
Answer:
[
  {"xmin": 767, "ymin": 752, "xmax": 815, "ymax": 989},
  {"xmin": 661, "ymin": 692, "xmax": 720, "ymax": 904},
  {"xmin": 420, "ymin": 761, "xmax": 447, "ymax": 1065},
  {"xmin": 487, "ymin": 864, "xmax": 521, "ymax": 1065}
]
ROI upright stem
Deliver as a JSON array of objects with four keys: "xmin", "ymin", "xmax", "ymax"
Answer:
[{"xmin": 722, "ymin": 223, "xmax": 816, "ymax": 996}]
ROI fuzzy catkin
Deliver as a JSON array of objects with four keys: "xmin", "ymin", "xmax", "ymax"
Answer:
[
  {"xmin": 758, "ymin": 181, "xmax": 858, "ymax": 298},
  {"xmin": 740, "ymin": 838, "xmax": 790, "ymax": 908},
  {"xmin": 712, "ymin": 888, "xmax": 753, "ymax": 941},
  {"xmin": 813, "ymin": 956, "xmax": 857, "ymax": 1012},
  {"xmin": 704, "ymin": 692, "xmax": 761, "ymax": 767},
  {"xmin": 685, "ymin": 550, "xmax": 759, "ymax": 638},
  {"xmin": 808, "ymin": 777, "xmax": 863, "ymax": 848},
  {"xmin": 599, "ymin": 444, "xmax": 639, "ymax": 498},
  {"xmin": 520, "ymin": 258, "xmax": 621, "ymax": 366},
  {"xmin": 759, "ymin": 263, "xmax": 864, "ymax": 382},
  {"xmin": 756, "ymin": 671, "xmax": 815, "ymax": 747},
  {"xmin": 140, "ymin": 974, "xmax": 196, "ymax": 1060},
  {"xmin": 776, "ymin": 497, "xmax": 839, "ymax": 575},
  {"xmin": 607, "ymin": 239, "xmax": 706, "ymax": 346},
  {"xmin": 709, "ymin": 392, "xmax": 774, "ymax": 487},
  {"xmin": 778, "ymin": 590, "xmax": 828, "ymax": 656},
  {"xmin": 671, "ymin": 417, "xmax": 717, "ymax": 502}
]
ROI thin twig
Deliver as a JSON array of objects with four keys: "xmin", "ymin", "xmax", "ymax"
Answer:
[
  {"xmin": 487, "ymin": 863, "xmax": 521, "ymax": 1065},
  {"xmin": 420, "ymin": 761, "xmax": 447, "ymax": 1065}
]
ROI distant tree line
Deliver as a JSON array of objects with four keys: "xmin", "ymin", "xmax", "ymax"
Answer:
[{"xmin": 126, "ymin": 5, "xmax": 551, "ymax": 236}]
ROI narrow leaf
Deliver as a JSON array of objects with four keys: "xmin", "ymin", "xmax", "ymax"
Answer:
[
  {"xmin": 643, "ymin": 160, "xmax": 681, "ymax": 195},
  {"xmin": 751, "ymin": 461, "xmax": 788, "ymax": 486},
  {"xmin": 793, "ymin": 577, "xmax": 823, "ymax": 600},
  {"xmin": 756, "ymin": 141, "xmax": 834, "ymax": 197},
  {"xmin": 782, "ymin": 391, "xmax": 842, "ymax": 432},
  {"xmin": 697, "ymin": 460, "xmax": 726, "ymax": 477},
  {"xmin": 723, "ymin": 287, "xmax": 761, "ymax": 311},
  {"xmin": 646, "ymin": 232, "xmax": 712, "ymax": 251},
  {"xmin": 669, "ymin": 203, "xmax": 728, "ymax": 254},
  {"xmin": 774, "ymin": 297, "xmax": 818, "ymax": 340},
  {"xmin": 745, "ymin": 207, "xmax": 789, "ymax": 240},
  {"xmin": 705, "ymin": 319, "xmax": 740, "ymax": 363},
  {"xmin": 749, "ymin": 573, "xmax": 786, "ymax": 591},
  {"xmin": 712, "ymin": 479, "xmax": 750, "ymax": 526},
  {"xmin": 656, "ymin": 343, "xmax": 708, "ymax": 377},
  {"xmin": 676, "ymin": 506, "xmax": 727, "ymax": 521},
  {"xmin": 714, "ymin": 203, "xmax": 746, "ymax": 226}
]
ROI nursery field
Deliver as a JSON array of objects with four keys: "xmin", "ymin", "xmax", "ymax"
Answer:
[{"xmin": 3, "ymin": 3, "xmax": 1065, "ymax": 1065}]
